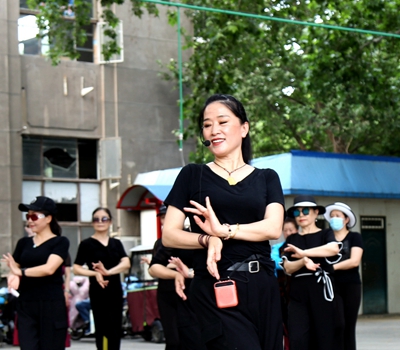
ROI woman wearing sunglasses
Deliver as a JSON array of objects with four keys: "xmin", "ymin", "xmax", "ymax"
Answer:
[
  {"xmin": 324, "ymin": 202, "xmax": 363, "ymax": 350},
  {"xmin": 281, "ymin": 195, "xmax": 340, "ymax": 350},
  {"xmin": 73, "ymin": 207, "xmax": 130, "ymax": 350},
  {"xmin": 2, "ymin": 196, "xmax": 69, "ymax": 350}
]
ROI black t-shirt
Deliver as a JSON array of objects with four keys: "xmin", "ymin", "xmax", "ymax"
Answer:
[
  {"xmin": 164, "ymin": 163, "xmax": 285, "ymax": 277},
  {"xmin": 74, "ymin": 237, "xmax": 128, "ymax": 297},
  {"xmin": 334, "ymin": 231, "xmax": 363, "ymax": 284},
  {"xmin": 13, "ymin": 236, "xmax": 69, "ymax": 301},
  {"xmin": 284, "ymin": 229, "xmax": 337, "ymax": 275}
]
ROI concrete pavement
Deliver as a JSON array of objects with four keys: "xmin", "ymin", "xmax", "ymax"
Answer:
[{"xmin": 1, "ymin": 314, "xmax": 399, "ymax": 349}]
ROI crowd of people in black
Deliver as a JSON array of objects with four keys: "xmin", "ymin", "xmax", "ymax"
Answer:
[{"xmin": 2, "ymin": 94, "xmax": 364, "ymax": 350}]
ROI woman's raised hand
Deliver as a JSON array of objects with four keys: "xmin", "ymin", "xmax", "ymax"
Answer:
[
  {"xmin": 284, "ymin": 244, "xmax": 306, "ymax": 259},
  {"xmin": 184, "ymin": 197, "xmax": 228, "ymax": 239},
  {"xmin": 92, "ymin": 261, "xmax": 109, "ymax": 276},
  {"xmin": 2, "ymin": 253, "xmax": 21, "ymax": 276}
]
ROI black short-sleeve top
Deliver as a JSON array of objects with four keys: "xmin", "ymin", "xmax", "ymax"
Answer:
[
  {"xmin": 13, "ymin": 236, "xmax": 69, "ymax": 301},
  {"xmin": 334, "ymin": 231, "xmax": 363, "ymax": 284},
  {"xmin": 164, "ymin": 163, "xmax": 285, "ymax": 278},
  {"xmin": 284, "ymin": 229, "xmax": 337, "ymax": 275},
  {"xmin": 74, "ymin": 237, "xmax": 128, "ymax": 293}
]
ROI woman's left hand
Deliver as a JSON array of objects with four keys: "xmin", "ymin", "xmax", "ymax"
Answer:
[
  {"xmin": 184, "ymin": 197, "xmax": 228, "ymax": 239},
  {"xmin": 2, "ymin": 253, "xmax": 21, "ymax": 276},
  {"xmin": 284, "ymin": 244, "xmax": 306, "ymax": 259},
  {"xmin": 92, "ymin": 261, "xmax": 109, "ymax": 276},
  {"xmin": 207, "ymin": 237, "xmax": 223, "ymax": 280}
]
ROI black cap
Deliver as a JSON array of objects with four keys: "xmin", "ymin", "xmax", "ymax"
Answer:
[
  {"xmin": 157, "ymin": 205, "xmax": 167, "ymax": 217},
  {"xmin": 18, "ymin": 196, "xmax": 57, "ymax": 216}
]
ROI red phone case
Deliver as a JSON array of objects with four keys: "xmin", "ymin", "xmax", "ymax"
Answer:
[{"xmin": 214, "ymin": 279, "xmax": 239, "ymax": 308}]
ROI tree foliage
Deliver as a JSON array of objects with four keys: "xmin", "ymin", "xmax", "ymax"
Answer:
[{"xmin": 29, "ymin": 0, "xmax": 400, "ymax": 161}]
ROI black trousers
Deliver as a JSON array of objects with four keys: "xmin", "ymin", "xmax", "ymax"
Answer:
[
  {"xmin": 191, "ymin": 269, "xmax": 283, "ymax": 350},
  {"xmin": 17, "ymin": 299, "xmax": 68, "ymax": 350},
  {"xmin": 91, "ymin": 288, "xmax": 123, "ymax": 350},
  {"xmin": 334, "ymin": 282, "xmax": 362, "ymax": 350},
  {"xmin": 288, "ymin": 276, "xmax": 335, "ymax": 350}
]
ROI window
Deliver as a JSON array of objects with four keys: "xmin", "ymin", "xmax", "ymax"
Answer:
[
  {"xmin": 22, "ymin": 136, "xmax": 100, "ymax": 258},
  {"xmin": 19, "ymin": 1, "xmax": 96, "ymax": 62}
]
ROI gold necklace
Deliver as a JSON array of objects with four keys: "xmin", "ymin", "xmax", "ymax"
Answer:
[{"xmin": 213, "ymin": 161, "xmax": 247, "ymax": 185}]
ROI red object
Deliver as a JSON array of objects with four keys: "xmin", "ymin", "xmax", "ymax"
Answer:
[{"xmin": 127, "ymin": 286, "xmax": 160, "ymax": 332}]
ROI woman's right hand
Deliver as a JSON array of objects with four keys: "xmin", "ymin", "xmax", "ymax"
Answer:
[
  {"xmin": 174, "ymin": 272, "xmax": 187, "ymax": 301},
  {"xmin": 94, "ymin": 271, "xmax": 109, "ymax": 288},
  {"xmin": 7, "ymin": 274, "xmax": 20, "ymax": 291}
]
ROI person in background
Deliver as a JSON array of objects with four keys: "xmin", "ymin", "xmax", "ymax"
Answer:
[
  {"xmin": 281, "ymin": 195, "xmax": 340, "ymax": 350},
  {"xmin": 73, "ymin": 207, "xmax": 130, "ymax": 350},
  {"xmin": 148, "ymin": 205, "xmax": 205, "ymax": 350},
  {"xmin": 162, "ymin": 94, "xmax": 285, "ymax": 350},
  {"xmin": 271, "ymin": 217, "xmax": 298, "ymax": 350},
  {"xmin": 69, "ymin": 276, "xmax": 90, "ymax": 328},
  {"xmin": 324, "ymin": 202, "xmax": 363, "ymax": 350},
  {"xmin": 2, "ymin": 196, "xmax": 69, "ymax": 350}
]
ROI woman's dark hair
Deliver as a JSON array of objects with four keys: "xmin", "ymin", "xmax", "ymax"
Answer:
[
  {"xmin": 42, "ymin": 211, "xmax": 62, "ymax": 236},
  {"xmin": 198, "ymin": 94, "xmax": 253, "ymax": 164},
  {"xmin": 92, "ymin": 207, "xmax": 113, "ymax": 220}
]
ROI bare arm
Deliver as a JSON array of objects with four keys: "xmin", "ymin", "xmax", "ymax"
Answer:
[
  {"xmin": 2, "ymin": 253, "xmax": 64, "ymax": 277},
  {"xmin": 284, "ymin": 242, "xmax": 340, "ymax": 259},
  {"xmin": 282, "ymin": 256, "xmax": 320, "ymax": 275},
  {"xmin": 333, "ymin": 247, "xmax": 363, "ymax": 271},
  {"xmin": 148, "ymin": 264, "xmax": 180, "ymax": 280}
]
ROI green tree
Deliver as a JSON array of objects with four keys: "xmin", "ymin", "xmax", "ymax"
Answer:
[{"xmin": 27, "ymin": 0, "xmax": 400, "ymax": 161}]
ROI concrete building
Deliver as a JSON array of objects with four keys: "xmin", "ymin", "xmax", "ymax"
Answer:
[
  {"xmin": 125, "ymin": 150, "xmax": 400, "ymax": 315},
  {"xmin": 1, "ymin": 0, "xmax": 195, "ymax": 264}
]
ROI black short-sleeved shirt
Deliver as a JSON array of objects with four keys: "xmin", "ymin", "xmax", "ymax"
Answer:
[
  {"xmin": 284, "ymin": 229, "xmax": 337, "ymax": 275},
  {"xmin": 13, "ymin": 236, "xmax": 69, "ymax": 301},
  {"xmin": 74, "ymin": 237, "xmax": 128, "ymax": 296},
  {"xmin": 164, "ymin": 163, "xmax": 285, "ymax": 277},
  {"xmin": 334, "ymin": 231, "xmax": 364, "ymax": 284}
]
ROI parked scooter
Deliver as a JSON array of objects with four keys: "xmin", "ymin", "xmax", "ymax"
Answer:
[{"xmin": 0, "ymin": 287, "xmax": 17, "ymax": 345}]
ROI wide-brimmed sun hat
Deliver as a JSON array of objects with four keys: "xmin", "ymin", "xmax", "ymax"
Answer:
[
  {"xmin": 286, "ymin": 195, "xmax": 326, "ymax": 218},
  {"xmin": 324, "ymin": 202, "xmax": 356, "ymax": 228}
]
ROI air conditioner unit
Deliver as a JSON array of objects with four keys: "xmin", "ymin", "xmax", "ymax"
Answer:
[{"xmin": 96, "ymin": 21, "xmax": 124, "ymax": 64}]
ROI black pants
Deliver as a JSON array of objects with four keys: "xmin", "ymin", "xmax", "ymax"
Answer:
[
  {"xmin": 334, "ymin": 282, "xmax": 362, "ymax": 350},
  {"xmin": 91, "ymin": 289, "xmax": 123, "ymax": 350},
  {"xmin": 158, "ymin": 289, "xmax": 181, "ymax": 350},
  {"xmin": 191, "ymin": 269, "xmax": 283, "ymax": 350},
  {"xmin": 17, "ymin": 299, "xmax": 67, "ymax": 350},
  {"xmin": 288, "ymin": 276, "xmax": 335, "ymax": 350}
]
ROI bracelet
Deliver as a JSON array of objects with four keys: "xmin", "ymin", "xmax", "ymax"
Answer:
[
  {"xmin": 223, "ymin": 223, "xmax": 231, "ymax": 240},
  {"xmin": 188, "ymin": 268, "xmax": 194, "ymax": 279},
  {"xmin": 21, "ymin": 268, "xmax": 26, "ymax": 277},
  {"xmin": 198, "ymin": 234, "xmax": 208, "ymax": 248},
  {"xmin": 230, "ymin": 223, "xmax": 239, "ymax": 239}
]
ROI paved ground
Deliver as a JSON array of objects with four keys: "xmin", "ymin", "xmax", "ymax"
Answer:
[{"xmin": 1, "ymin": 314, "xmax": 399, "ymax": 349}]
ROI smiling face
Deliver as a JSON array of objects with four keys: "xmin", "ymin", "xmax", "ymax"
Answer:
[
  {"xmin": 202, "ymin": 102, "xmax": 249, "ymax": 157},
  {"xmin": 26, "ymin": 210, "xmax": 51, "ymax": 233}
]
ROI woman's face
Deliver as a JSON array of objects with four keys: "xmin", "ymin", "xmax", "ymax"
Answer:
[
  {"xmin": 294, "ymin": 207, "xmax": 319, "ymax": 228},
  {"xmin": 92, "ymin": 209, "xmax": 112, "ymax": 232},
  {"xmin": 283, "ymin": 222, "xmax": 297, "ymax": 239},
  {"xmin": 329, "ymin": 210, "xmax": 349, "ymax": 224},
  {"xmin": 26, "ymin": 210, "xmax": 51, "ymax": 233},
  {"xmin": 202, "ymin": 102, "xmax": 249, "ymax": 157}
]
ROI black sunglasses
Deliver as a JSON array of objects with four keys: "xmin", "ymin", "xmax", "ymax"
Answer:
[
  {"xmin": 293, "ymin": 208, "xmax": 311, "ymax": 217},
  {"xmin": 92, "ymin": 216, "xmax": 111, "ymax": 223}
]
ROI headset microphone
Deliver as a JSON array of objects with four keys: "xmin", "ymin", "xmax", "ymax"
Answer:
[{"xmin": 202, "ymin": 140, "xmax": 211, "ymax": 147}]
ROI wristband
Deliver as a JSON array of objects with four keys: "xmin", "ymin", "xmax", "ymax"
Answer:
[{"xmin": 21, "ymin": 268, "xmax": 26, "ymax": 277}]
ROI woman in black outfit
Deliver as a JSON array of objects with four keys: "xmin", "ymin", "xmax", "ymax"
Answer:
[
  {"xmin": 324, "ymin": 202, "xmax": 363, "ymax": 350},
  {"xmin": 162, "ymin": 94, "xmax": 285, "ymax": 350},
  {"xmin": 282, "ymin": 195, "xmax": 340, "ymax": 350},
  {"xmin": 2, "ymin": 196, "xmax": 69, "ymax": 350},
  {"xmin": 73, "ymin": 207, "xmax": 130, "ymax": 350}
]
